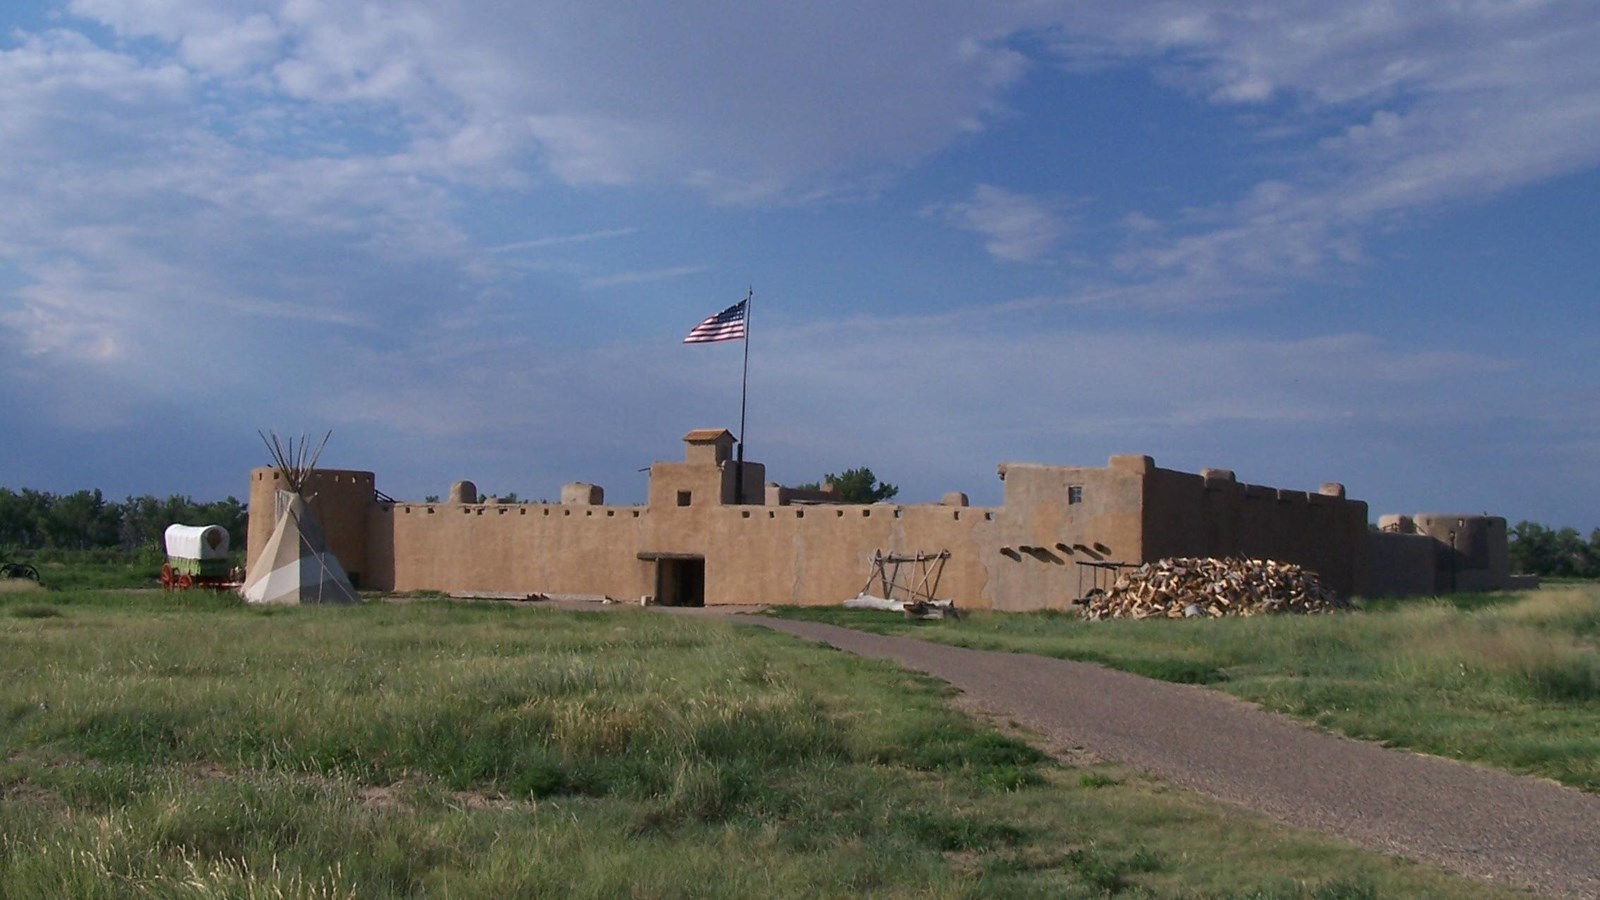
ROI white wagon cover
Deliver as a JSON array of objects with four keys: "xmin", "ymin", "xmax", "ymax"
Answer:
[{"xmin": 163, "ymin": 524, "xmax": 231, "ymax": 560}]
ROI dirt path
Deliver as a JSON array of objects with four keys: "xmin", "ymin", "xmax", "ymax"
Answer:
[{"xmin": 745, "ymin": 618, "xmax": 1600, "ymax": 899}]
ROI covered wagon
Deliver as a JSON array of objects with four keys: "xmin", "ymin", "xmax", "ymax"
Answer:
[{"xmin": 162, "ymin": 524, "xmax": 237, "ymax": 590}]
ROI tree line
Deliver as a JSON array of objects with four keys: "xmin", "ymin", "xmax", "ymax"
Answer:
[
  {"xmin": 0, "ymin": 488, "xmax": 247, "ymax": 554},
  {"xmin": 1508, "ymin": 521, "xmax": 1600, "ymax": 579}
]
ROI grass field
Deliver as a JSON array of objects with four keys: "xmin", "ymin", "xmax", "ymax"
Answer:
[
  {"xmin": 771, "ymin": 588, "xmax": 1600, "ymax": 793},
  {"xmin": 3, "ymin": 547, "xmax": 170, "ymax": 592},
  {"xmin": 0, "ymin": 590, "xmax": 1525, "ymax": 898}
]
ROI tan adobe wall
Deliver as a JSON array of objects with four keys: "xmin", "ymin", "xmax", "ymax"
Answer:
[
  {"xmin": 1368, "ymin": 513, "xmax": 1515, "ymax": 595},
  {"xmin": 367, "ymin": 502, "xmax": 651, "ymax": 596},
  {"xmin": 1140, "ymin": 464, "xmax": 1369, "ymax": 598},
  {"xmin": 648, "ymin": 459, "xmax": 766, "ymax": 507},
  {"xmin": 357, "ymin": 498, "xmax": 999, "ymax": 606},
  {"xmin": 1406, "ymin": 514, "xmax": 1511, "ymax": 593},
  {"xmin": 246, "ymin": 436, "xmax": 1427, "ymax": 607},
  {"xmin": 247, "ymin": 467, "xmax": 374, "ymax": 586},
  {"xmin": 663, "ymin": 502, "xmax": 998, "ymax": 607},
  {"xmin": 988, "ymin": 459, "xmax": 1147, "ymax": 611},
  {"xmin": 1366, "ymin": 531, "xmax": 1440, "ymax": 597}
]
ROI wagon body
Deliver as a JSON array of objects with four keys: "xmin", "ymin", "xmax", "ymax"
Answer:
[{"xmin": 162, "ymin": 524, "xmax": 235, "ymax": 587}]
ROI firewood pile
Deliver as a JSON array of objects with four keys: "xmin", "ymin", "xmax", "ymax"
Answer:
[{"xmin": 1078, "ymin": 557, "xmax": 1345, "ymax": 620}]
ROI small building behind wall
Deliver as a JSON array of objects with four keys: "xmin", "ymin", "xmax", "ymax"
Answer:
[
  {"xmin": 245, "ymin": 428, "xmax": 1510, "ymax": 608},
  {"xmin": 1368, "ymin": 514, "xmax": 1530, "ymax": 596}
]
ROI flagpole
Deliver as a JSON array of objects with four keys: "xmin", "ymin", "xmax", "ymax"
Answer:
[{"xmin": 736, "ymin": 287, "xmax": 752, "ymax": 503}]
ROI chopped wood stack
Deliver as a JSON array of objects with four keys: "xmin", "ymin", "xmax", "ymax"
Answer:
[{"xmin": 1078, "ymin": 557, "xmax": 1345, "ymax": 620}]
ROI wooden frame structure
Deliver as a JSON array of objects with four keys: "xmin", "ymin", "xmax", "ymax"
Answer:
[{"xmin": 860, "ymin": 549, "xmax": 951, "ymax": 604}]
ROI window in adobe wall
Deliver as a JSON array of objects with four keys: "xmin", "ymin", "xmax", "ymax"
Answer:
[
  {"xmin": 677, "ymin": 491, "xmax": 692, "ymax": 507},
  {"xmin": 1068, "ymin": 485, "xmax": 1084, "ymax": 505}
]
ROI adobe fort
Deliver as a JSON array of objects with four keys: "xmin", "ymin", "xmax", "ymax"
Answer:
[{"xmin": 245, "ymin": 428, "xmax": 1522, "ymax": 608}]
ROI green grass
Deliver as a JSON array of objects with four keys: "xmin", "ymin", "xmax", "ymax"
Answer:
[
  {"xmin": 771, "ymin": 588, "xmax": 1600, "ymax": 792},
  {"xmin": 0, "ymin": 590, "xmax": 1524, "ymax": 898},
  {"xmin": 4, "ymin": 546, "xmax": 250, "ymax": 592},
  {"xmin": 9, "ymin": 548, "xmax": 164, "ymax": 591}
]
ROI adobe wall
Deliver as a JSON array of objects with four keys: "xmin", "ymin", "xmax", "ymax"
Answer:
[
  {"xmin": 1413, "ymin": 514, "xmax": 1510, "ymax": 593},
  {"xmin": 368, "ymin": 501, "xmax": 652, "ymax": 596},
  {"xmin": 986, "ymin": 459, "xmax": 1146, "ymax": 610},
  {"xmin": 1374, "ymin": 513, "xmax": 1513, "ymax": 594},
  {"xmin": 247, "ymin": 467, "xmax": 374, "ymax": 586},
  {"xmin": 1366, "ymin": 531, "xmax": 1440, "ymax": 597},
  {"xmin": 651, "ymin": 502, "xmax": 998, "ymax": 606},
  {"xmin": 1139, "ymin": 465, "xmax": 1369, "ymax": 598},
  {"xmin": 245, "ymin": 436, "xmax": 1412, "ymax": 608},
  {"xmin": 351, "ymin": 498, "xmax": 1001, "ymax": 605}
]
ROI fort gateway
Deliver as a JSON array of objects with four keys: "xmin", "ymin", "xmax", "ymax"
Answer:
[{"xmin": 246, "ymin": 429, "xmax": 1518, "ymax": 608}]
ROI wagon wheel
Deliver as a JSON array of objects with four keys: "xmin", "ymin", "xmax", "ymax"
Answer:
[
  {"xmin": 14, "ymin": 563, "xmax": 38, "ymax": 581},
  {"xmin": 160, "ymin": 563, "xmax": 174, "ymax": 590},
  {"xmin": 177, "ymin": 572, "xmax": 194, "ymax": 590}
]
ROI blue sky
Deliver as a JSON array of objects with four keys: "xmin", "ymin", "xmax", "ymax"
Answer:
[{"xmin": 2, "ymin": 1, "xmax": 1597, "ymax": 529}]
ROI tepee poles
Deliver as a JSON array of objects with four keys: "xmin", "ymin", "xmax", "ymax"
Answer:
[{"xmin": 258, "ymin": 430, "xmax": 331, "ymax": 493}]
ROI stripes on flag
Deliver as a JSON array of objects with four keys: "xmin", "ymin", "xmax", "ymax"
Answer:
[{"xmin": 683, "ymin": 299, "xmax": 747, "ymax": 343}]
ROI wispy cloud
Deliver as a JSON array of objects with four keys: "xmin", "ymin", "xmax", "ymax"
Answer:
[
  {"xmin": 1032, "ymin": 2, "xmax": 1600, "ymax": 309},
  {"xmin": 486, "ymin": 228, "xmax": 638, "ymax": 253},
  {"xmin": 582, "ymin": 265, "xmax": 709, "ymax": 290}
]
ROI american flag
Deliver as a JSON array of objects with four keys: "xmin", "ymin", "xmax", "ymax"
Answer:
[{"xmin": 683, "ymin": 299, "xmax": 747, "ymax": 343}]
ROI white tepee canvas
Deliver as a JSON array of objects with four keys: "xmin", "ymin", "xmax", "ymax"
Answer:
[{"xmin": 241, "ymin": 490, "xmax": 359, "ymax": 605}]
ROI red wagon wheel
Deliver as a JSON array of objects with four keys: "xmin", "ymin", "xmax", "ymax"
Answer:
[
  {"xmin": 160, "ymin": 563, "xmax": 174, "ymax": 591},
  {"xmin": 177, "ymin": 572, "xmax": 194, "ymax": 591}
]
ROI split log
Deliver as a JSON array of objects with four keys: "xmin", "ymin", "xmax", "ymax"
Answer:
[{"xmin": 1080, "ymin": 557, "xmax": 1345, "ymax": 621}]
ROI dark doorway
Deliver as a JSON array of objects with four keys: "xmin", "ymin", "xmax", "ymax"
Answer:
[{"xmin": 655, "ymin": 557, "xmax": 705, "ymax": 607}]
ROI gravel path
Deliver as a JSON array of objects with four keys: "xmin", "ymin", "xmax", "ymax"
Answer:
[{"xmin": 746, "ymin": 618, "xmax": 1600, "ymax": 899}]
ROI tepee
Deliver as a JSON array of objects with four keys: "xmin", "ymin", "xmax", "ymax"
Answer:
[{"xmin": 241, "ymin": 431, "xmax": 360, "ymax": 605}]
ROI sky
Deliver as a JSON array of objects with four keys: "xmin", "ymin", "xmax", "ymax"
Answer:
[{"xmin": 2, "ymin": 1, "xmax": 1597, "ymax": 529}]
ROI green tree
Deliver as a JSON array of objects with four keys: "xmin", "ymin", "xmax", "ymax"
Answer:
[
  {"xmin": 43, "ymin": 489, "xmax": 120, "ymax": 550},
  {"xmin": 1509, "ymin": 521, "xmax": 1597, "ymax": 578},
  {"xmin": 0, "ymin": 488, "xmax": 48, "ymax": 548},
  {"xmin": 797, "ymin": 467, "xmax": 899, "ymax": 504}
]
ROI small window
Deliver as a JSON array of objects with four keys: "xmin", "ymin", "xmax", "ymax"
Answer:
[
  {"xmin": 677, "ymin": 490, "xmax": 692, "ymax": 507},
  {"xmin": 1068, "ymin": 485, "xmax": 1084, "ymax": 505}
]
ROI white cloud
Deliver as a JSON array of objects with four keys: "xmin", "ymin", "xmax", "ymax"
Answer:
[
  {"xmin": 50, "ymin": 2, "xmax": 1037, "ymax": 199},
  {"xmin": 930, "ymin": 185, "xmax": 1069, "ymax": 263}
]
